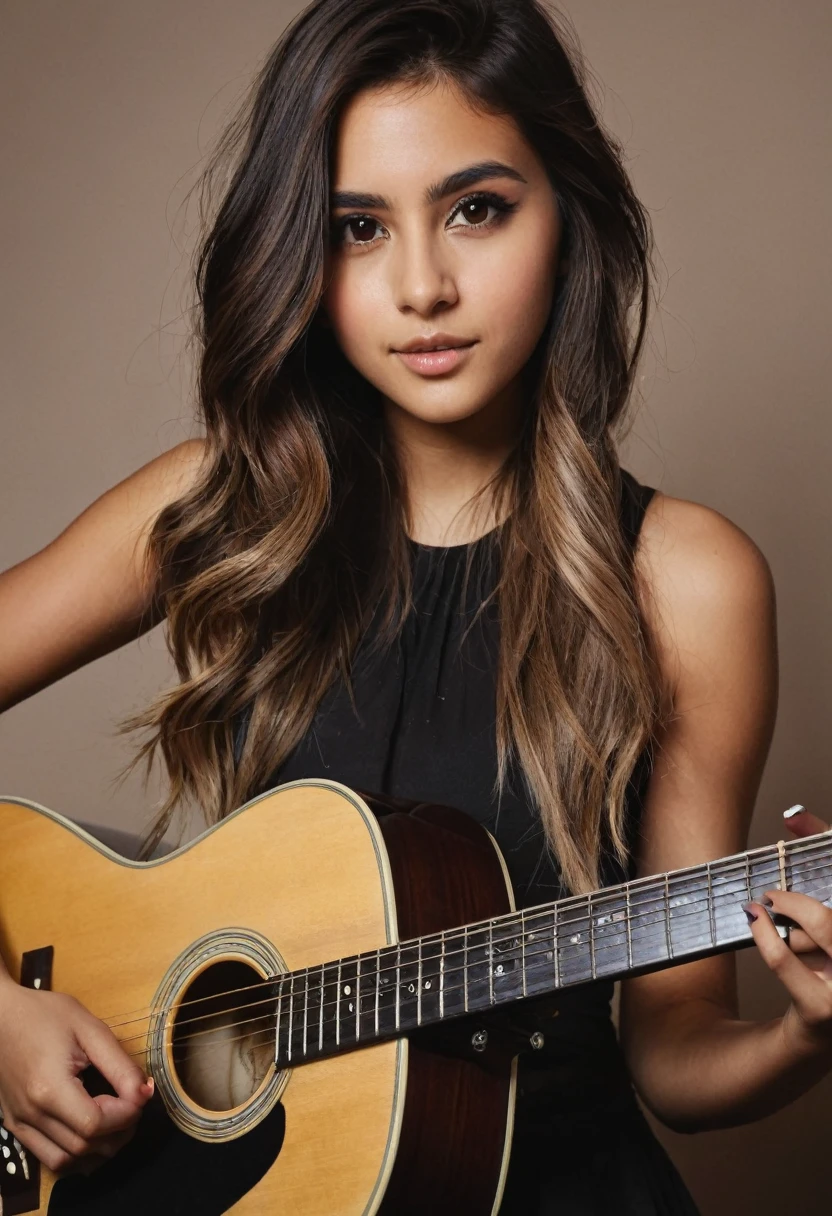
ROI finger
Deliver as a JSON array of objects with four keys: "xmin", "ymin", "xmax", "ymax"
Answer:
[
  {"xmin": 788, "ymin": 927, "xmax": 825, "ymax": 954},
  {"xmin": 28, "ymin": 1109, "xmax": 96, "ymax": 1160},
  {"xmin": 25, "ymin": 1107, "xmax": 136, "ymax": 1162},
  {"xmin": 75, "ymin": 1019, "xmax": 154, "ymax": 1120},
  {"xmin": 91, "ymin": 1088, "xmax": 150, "ymax": 1134},
  {"xmin": 744, "ymin": 900, "xmax": 829, "ymax": 1006},
  {"xmin": 10, "ymin": 1120, "xmax": 75, "ymax": 1175},
  {"xmin": 782, "ymin": 805, "xmax": 831, "ymax": 837},
  {"xmin": 88, "ymin": 1126, "xmax": 136, "ymax": 1160},
  {"xmin": 23, "ymin": 1072, "xmax": 105, "ymax": 1144},
  {"xmin": 760, "ymin": 889, "xmax": 832, "ymax": 955}
]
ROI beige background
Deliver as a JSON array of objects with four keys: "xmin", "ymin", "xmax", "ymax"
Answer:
[{"xmin": 2, "ymin": 1, "xmax": 830, "ymax": 1209}]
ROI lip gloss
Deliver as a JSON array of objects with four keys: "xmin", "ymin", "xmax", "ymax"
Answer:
[{"xmin": 395, "ymin": 343, "xmax": 476, "ymax": 376}]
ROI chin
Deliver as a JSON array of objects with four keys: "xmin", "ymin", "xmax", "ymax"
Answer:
[{"xmin": 392, "ymin": 396, "xmax": 489, "ymax": 425}]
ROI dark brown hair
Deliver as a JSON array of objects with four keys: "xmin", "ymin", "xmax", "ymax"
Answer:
[{"xmin": 125, "ymin": 0, "xmax": 664, "ymax": 893}]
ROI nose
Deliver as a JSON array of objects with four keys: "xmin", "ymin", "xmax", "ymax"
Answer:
[{"xmin": 390, "ymin": 227, "xmax": 459, "ymax": 317}]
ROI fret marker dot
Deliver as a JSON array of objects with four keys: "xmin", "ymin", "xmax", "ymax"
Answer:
[
  {"xmin": 570, "ymin": 935, "xmax": 581, "ymax": 944},
  {"xmin": 343, "ymin": 985, "xmax": 351, "ymax": 996},
  {"xmin": 424, "ymin": 980, "xmax": 431, "ymax": 989},
  {"xmin": 6, "ymin": 1161, "xmax": 16, "ymax": 1175}
]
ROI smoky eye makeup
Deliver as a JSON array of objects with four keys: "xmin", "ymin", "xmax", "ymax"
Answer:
[{"xmin": 329, "ymin": 188, "xmax": 520, "ymax": 248}]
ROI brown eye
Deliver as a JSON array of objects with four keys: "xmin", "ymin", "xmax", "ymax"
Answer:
[
  {"xmin": 459, "ymin": 198, "xmax": 491, "ymax": 225},
  {"xmin": 447, "ymin": 192, "xmax": 516, "ymax": 232},
  {"xmin": 341, "ymin": 216, "xmax": 381, "ymax": 245}
]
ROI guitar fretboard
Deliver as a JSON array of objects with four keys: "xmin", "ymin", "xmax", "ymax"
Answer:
[{"xmin": 270, "ymin": 832, "xmax": 832, "ymax": 1067}]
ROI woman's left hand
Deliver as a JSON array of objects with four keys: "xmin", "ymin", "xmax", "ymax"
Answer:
[{"xmin": 744, "ymin": 807, "xmax": 832, "ymax": 1056}]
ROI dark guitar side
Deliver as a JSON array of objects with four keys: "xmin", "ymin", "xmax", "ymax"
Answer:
[{"xmin": 362, "ymin": 792, "xmax": 517, "ymax": 1216}]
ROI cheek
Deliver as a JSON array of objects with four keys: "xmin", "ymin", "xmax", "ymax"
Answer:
[
  {"xmin": 321, "ymin": 268, "xmax": 386, "ymax": 373},
  {"xmin": 469, "ymin": 227, "xmax": 558, "ymax": 360}
]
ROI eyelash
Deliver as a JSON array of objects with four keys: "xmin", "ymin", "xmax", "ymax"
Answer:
[{"xmin": 331, "ymin": 190, "xmax": 518, "ymax": 249}]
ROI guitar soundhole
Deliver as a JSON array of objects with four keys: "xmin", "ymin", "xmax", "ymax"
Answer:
[{"xmin": 171, "ymin": 959, "xmax": 277, "ymax": 1113}]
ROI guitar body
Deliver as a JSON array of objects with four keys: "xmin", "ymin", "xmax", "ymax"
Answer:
[{"xmin": 0, "ymin": 780, "xmax": 516, "ymax": 1215}]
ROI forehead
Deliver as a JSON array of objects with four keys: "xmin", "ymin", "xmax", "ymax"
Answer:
[{"xmin": 331, "ymin": 79, "xmax": 533, "ymax": 195}]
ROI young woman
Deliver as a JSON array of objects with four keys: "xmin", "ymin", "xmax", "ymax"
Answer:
[{"xmin": 1, "ymin": 1, "xmax": 831, "ymax": 1212}]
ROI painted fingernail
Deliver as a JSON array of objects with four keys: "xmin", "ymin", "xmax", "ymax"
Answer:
[
  {"xmin": 783, "ymin": 805, "xmax": 806, "ymax": 819},
  {"xmin": 741, "ymin": 902, "xmax": 758, "ymax": 923}
]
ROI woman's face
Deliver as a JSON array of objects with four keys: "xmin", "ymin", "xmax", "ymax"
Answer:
[{"xmin": 321, "ymin": 78, "xmax": 564, "ymax": 433}]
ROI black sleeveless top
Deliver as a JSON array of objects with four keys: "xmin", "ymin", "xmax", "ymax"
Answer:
[{"xmin": 256, "ymin": 470, "xmax": 700, "ymax": 1215}]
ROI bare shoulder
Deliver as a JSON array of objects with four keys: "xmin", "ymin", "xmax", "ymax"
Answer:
[
  {"xmin": 0, "ymin": 439, "xmax": 208, "ymax": 712},
  {"xmin": 634, "ymin": 489, "xmax": 776, "ymax": 693},
  {"xmin": 86, "ymin": 437, "xmax": 208, "ymax": 532}
]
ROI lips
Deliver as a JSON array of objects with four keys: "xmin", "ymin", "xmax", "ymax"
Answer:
[
  {"xmin": 394, "ymin": 341, "xmax": 477, "ymax": 377},
  {"xmin": 394, "ymin": 334, "xmax": 475, "ymax": 354}
]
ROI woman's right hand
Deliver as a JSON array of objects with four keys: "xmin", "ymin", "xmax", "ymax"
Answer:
[{"xmin": 0, "ymin": 975, "xmax": 154, "ymax": 1173}]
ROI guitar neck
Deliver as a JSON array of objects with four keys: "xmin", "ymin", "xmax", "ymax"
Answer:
[{"xmin": 274, "ymin": 831, "xmax": 832, "ymax": 1067}]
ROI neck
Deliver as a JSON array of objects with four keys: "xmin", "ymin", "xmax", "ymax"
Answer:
[
  {"xmin": 383, "ymin": 383, "xmax": 521, "ymax": 547},
  {"xmin": 273, "ymin": 831, "xmax": 832, "ymax": 1067}
]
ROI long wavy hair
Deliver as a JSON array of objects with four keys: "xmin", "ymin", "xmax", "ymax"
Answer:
[{"xmin": 124, "ymin": 0, "xmax": 666, "ymax": 893}]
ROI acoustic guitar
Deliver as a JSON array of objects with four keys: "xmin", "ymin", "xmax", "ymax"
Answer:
[{"xmin": 0, "ymin": 780, "xmax": 829, "ymax": 1215}]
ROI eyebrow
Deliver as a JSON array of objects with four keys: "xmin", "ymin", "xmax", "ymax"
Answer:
[{"xmin": 330, "ymin": 160, "xmax": 528, "ymax": 212}]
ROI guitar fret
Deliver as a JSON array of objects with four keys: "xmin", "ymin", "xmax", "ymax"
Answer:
[
  {"xmin": 375, "ymin": 948, "xmax": 381, "ymax": 1036},
  {"xmin": 625, "ymin": 882, "xmax": 633, "ymax": 969},
  {"xmin": 335, "ymin": 960, "xmax": 342, "ymax": 1047},
  {"xmin": 664, "ymin": 874, "xmax": 673, "ymax": 960},
  {"xmin": 302, "ymin": 967, "xmax": 309, "ymax": 1057},
  {"xmin": 417, "ymin": 939, "xmax": 423, "ymax": 1026},
  {"xmin": 488, "ymin": 921, "xmax": 495, "ymax": 1004},
  {"xmin": 355, "ymin": 955, "xmax": 361, "ymax": 1041},
  {"xmin": 463, "ymin": 926, "xmax": 469, "ymax": 1012},
  {"xmin": 439, "ymin": 931, "xmax": 445, "ymax": 1019},
  {"xmin": 395, "ymin": 945, "xmax": 401, "ymax": 1031},
  {"xmin": 520, "ymin": 911, "xmax": 527, "ymax": 998},
  {"xmin": 318, "ymin": 963, "xmax": 325, "ymax": 1052},
  {"xmin": 706, "ymin": 862, "xmax": 716, "ymax": 947},
  {"xmin": 275, "ymin": 976, "xmax": 284, "ymax": 1065},
  {"xmin": 553, "ymin": 904, "xmax": 560, "ymax": 988},
  {"xmin": 589, "ymin": 895, "xmax": 597, "ymax": 980},
  {"xmin": 287, "ymin": 971, "xmax": 295, "ymax": 1063}
]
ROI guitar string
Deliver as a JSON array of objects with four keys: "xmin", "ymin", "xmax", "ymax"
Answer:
[
  {"xmin": 117, "ymin": 871, "xmax": 832, "ymax": 1067},
  {"xmin": 136, "ymin": 863, "xmax": 832, "ymax": 1060},
  {"xmin": 108, "ymin": 845, "xmax": 830, "ymax": 1045},
  {"xmin": 97, "ymin": 832, "xmax": 830, "ymax": 1030},
  {"xmin": 109, "ymin": 850, "xmax": 832, "ymax": 1052},
  {"xmin": 99, "ymin": 838, "xmax": 832, "ymax": 1036},
  {"xmin": 117, "ymin": 842, "xmax": 832, "ymax": 1074}
]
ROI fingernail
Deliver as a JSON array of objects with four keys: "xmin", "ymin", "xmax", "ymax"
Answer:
[
  {"xmin": 760, "ymin": 895, "xmax": 775, "ymax": 908},
  {"xmin": 145, "ymin": 1078, "xmax": 155, "ymax": 1094},
  {"xmin": 741, "ymin": 901, "xmax": 758, "ymax": 923},
  {"xmin": 783, "ymin": 805, "xmax": 806, "ymax": 819}
]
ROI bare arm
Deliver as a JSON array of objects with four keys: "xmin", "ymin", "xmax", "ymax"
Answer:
[
  {"xmin": 0, "ymin": 438, "xmax": 206, "ymax": 714},
  {"xmin": 0, "ymin": 441, "xmax": 206, "ymax": 958},
  {"xmin": 619, "ymin": 491, "xmax": 832, "ymax": 1133},
  {"xmin": 0, "ymin": 439, "xmax": 206, "ymax": 1167}
]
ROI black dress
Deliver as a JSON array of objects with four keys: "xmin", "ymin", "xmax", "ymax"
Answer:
[{"xmin": 261, "ymin": 469, "xmax": 701, "ymax": 1216}]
